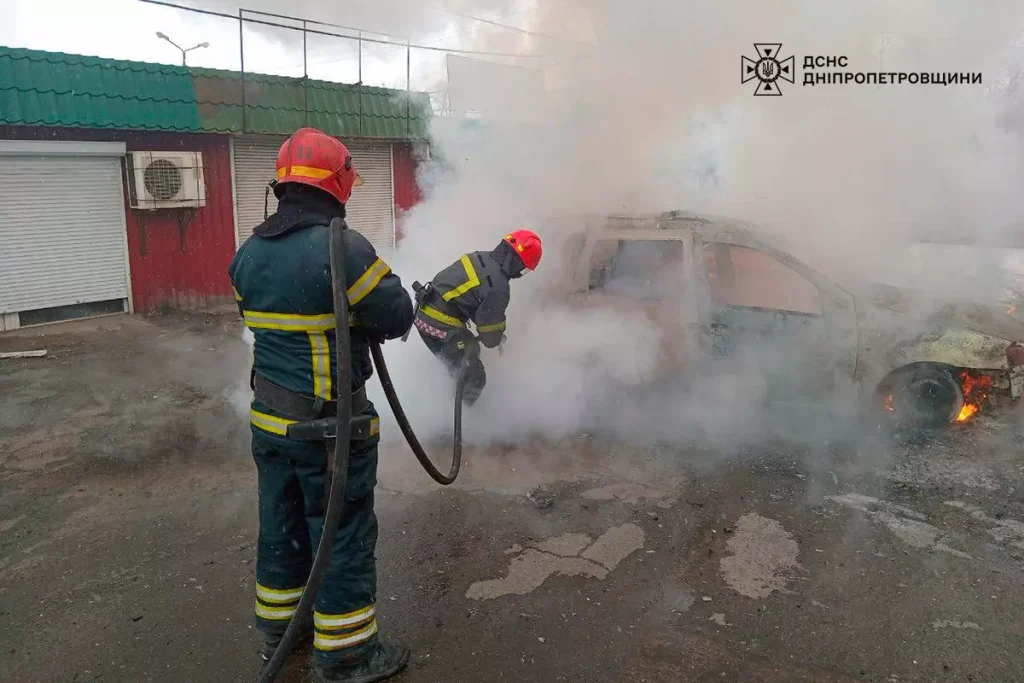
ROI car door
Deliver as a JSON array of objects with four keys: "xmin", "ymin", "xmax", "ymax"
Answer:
[
  {"xmin": 566, "ymin": 230, "xmax": 701, "ymax": 379},
  {"xmin": 693, "ymin": 234, "xmax": 858, "ymax": 398}
]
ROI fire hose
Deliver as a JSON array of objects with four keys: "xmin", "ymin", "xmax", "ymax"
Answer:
[{"xmin": 257, "ymin": 218, "xmax": 472, "ymax": 682}]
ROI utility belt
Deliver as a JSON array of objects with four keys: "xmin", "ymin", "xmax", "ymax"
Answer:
[
  {"xmin": 252, "ymin": 372, "xmax": 376, "ymax": 442},
  {"xmin": 402, "ymin": 281, "xmax": 467, "ymax": 341}
]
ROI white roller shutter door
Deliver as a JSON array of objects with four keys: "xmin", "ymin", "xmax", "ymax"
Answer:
[
  {"xmin": 0, "ymin": 151, "xmax": 129, "ymax": 316},
  {"xmin": 345, "ymin": 143, "xmax": 395, "ymax": 251},
  {"xmin": 232, "ymin": 135, "xmax": 395, "ymax": 251},
  {"xmin": 232, "ymin": 135, "xmax": 286, "ymax": 248}
]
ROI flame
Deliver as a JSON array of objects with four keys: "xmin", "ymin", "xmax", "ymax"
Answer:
[
  {"xmin": 884, "ymin": 394, "xmax": 895, "ymax": 412},
  {"xmin": 955, "ymin": 371, "xmax": 994, "ymax": 423},
  {"xmin": 1009, "ymin": 305, "xmax": 1017, "ymax": 316},
  {"xmin": 955, "ymin": 403, "xmax": 979, "ymax": 422}
]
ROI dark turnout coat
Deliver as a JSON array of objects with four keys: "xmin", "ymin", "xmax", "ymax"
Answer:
[
  {"xmin": 413, "ymin": 241, "xmax": 523, "ymax": 349},
  {"xmin": 228, "ymin": 188, "xmax": 413, "ymax": 440}
]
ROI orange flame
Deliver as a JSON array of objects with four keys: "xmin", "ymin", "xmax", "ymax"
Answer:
[
  {"xmin": 955, "ymin": 371, "xmax": 993, "ymax": 423},
  {"xmin": 884, "ymin": 394, "xmax": 895, "ymax": 412},
  {"xmin": 1008, "ymin": 305, "xmax": 1017, "ymax": 317},
  {"xmin": 955, "ymin": 403, "xmax": 979, "ymax": 422}
]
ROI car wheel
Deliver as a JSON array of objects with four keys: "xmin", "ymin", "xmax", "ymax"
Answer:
[{"xmin": 883, "ymin": 364, "xmax": 964, "ymax": 430}]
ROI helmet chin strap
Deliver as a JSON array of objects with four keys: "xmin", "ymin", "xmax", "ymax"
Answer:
[{"xmin": 264, "ymin": 180, "xmax": 279, "ymax": 220}]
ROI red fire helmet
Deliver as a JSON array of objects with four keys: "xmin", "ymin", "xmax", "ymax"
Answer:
[
  {"xmin": 503, "ymin": 229, "xmax": 543, "ymax": 271},
  {"xmin": 274, "ymin": 127, "xmax": 364, "ymax": 205}
]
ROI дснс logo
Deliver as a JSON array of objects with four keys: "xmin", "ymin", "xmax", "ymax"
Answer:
[{"xmin": 741, "ymin": 43, "xmax": 795, "ymax": 96}]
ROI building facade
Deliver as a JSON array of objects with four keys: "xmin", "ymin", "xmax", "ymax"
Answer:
[{"xmin": 0, "ymin": 45, "xmax": 431, "ymax": 330}]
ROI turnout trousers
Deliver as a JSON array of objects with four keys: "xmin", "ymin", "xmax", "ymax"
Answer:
[
  {"xmin": 415, "ymin": 324, "xmax": 487, "ymax": 405},
  {"xmin": 251, "ymin": 403, "xmax": 381, "ymax": 667}
]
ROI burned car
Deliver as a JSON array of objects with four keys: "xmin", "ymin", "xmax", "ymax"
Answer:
[{"xmin": 547, "ymin": 211, "xmax": 1024, "ymax": 429}]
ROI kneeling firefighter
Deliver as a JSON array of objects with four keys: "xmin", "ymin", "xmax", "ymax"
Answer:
[
  {"xmin": 409, "ymin": 230, "xmax": 543, "ymax": 405},
  {"xmin": 228, "ymin": 127, "xmax": 414, "ymax": 682}
]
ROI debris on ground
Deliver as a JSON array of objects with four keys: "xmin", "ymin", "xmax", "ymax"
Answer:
[
  {"xmin": 527, "ymin": 486, "xmax": 555, "ymax": 509},
  {"xmin": 932, "ymin": 620, "xmax": 983, "ymax": 631},
  {"xmin": 0, "ymin": 350, "xmax": 47, "ymax": 359}
]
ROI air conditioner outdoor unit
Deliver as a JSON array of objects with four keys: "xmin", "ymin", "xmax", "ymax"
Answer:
[{"xmin": 125, "ymin": 151, "xmax": 207, "ymax": 210}]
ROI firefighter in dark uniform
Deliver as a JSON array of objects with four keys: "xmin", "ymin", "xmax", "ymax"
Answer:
[
  {"xmin": 412, "ymin": 230, "xmax": 543, "ymax": 405},
  {"xmin": 228, "ymin": 127, "xmax": 413, "ymax": 683}
]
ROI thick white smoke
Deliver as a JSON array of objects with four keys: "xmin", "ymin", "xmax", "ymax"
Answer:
[
  {"xmin": 362, "ymin": 0, "xmax": 1024, "ymax": 448},
  {"xmin": 223, "ymin": 0, "xmax": 1024, "ymax": 451}
]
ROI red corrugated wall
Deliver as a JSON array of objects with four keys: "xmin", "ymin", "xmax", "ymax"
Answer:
[
  {"xmin": 0, "ymin": 126, "xmax": 236, "ymax": 312},
  {"xmin": 119, "ymin": 133, "xmax": 235, "ymax": 312},
  {"xmin": 392, "ymin": 142, "xmax": 423, "ymax": 245}
]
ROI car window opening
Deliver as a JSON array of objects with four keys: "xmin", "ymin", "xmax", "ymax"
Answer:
[
  {"xmin": 588, "ymin": 239, "xmax": 687, "ymax": 301},
  {"xmin": 702, "ymin": 242, "xmax": 823, "ymax": 316}
]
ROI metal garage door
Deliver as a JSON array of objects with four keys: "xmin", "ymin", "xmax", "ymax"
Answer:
[
  {"xmin": 0, "ymin": 141, "xmax": 129, "ymax": 324},
  {"xmin": 232, "ymin": 135, "xmax": 284, "ymax": 248},
  {"xmin": 232, "ymin": 135, "xmax": 395, "ymax": 251}
]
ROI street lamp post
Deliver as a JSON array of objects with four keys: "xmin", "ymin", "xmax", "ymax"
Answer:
[{"xmin": 156, "ymin": 32, "xmax": 209, "ymax": 66}]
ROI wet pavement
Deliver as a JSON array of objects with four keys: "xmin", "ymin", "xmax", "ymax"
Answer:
[{"xmin": 2, "ymin": 312, "xmax": 1023, "ymax": 683}]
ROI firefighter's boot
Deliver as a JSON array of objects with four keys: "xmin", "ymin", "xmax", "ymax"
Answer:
[
  {"xmin": 259, "ymin": 610, "xmax": 314, "ymax": 665},
  {"xmin": 316, "ymin": 641, "xmax": 411, "ymax": 683}
]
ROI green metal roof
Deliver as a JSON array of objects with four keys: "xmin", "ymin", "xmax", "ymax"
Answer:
[{"xmin": 0, "ymin": 45, "xmax": 430, "ymax": 140}]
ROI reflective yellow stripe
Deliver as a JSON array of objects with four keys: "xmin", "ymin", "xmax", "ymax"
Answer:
[
  {"xmin": 277, "ymin": 165, "xmax": 334, "ymax": 180},
  {"xmin": 314, "ymin": 620, "xmax": 379, "ymax": 650},
  {"xmin": 422, "ymin": 305, "xmax": 464, "ymax": 327},
  {"xmin": 250, "ymin": 408, "xmax": 297, "ymax": 436},
  {"xmin": 243, "ymin": 310, "xmax": 335, "ymax": 332},
  {"xmin": 251, "ymin": 411, "xmax": 376, "ymax": 438},
  {"xmin": 477, "ymin": 320, "xmax": 506, "ymax": 333},
  {"xmin": 442, "ymin": 254, "xmax": 481, "ymax": 302},
  {"xmin": 308, "ymin": 331, "xmax": 332, "ymax": 400},
  {"xmin": 315, "ymin": 605, "xmax": 375, "ymax": 631},
  {"xmin": 232, "ymin": 285, "xmax": 242, "ymax": 302},
  {"xmin": 257, "ymin": 583, "xmax": 305, "ymax": 605},
  {"xmin": 252, "ymin": 409, "xmax": 376, "ymax": 438},
  {"xmin": 256, "ymin": 601, "xmax": 298, "ymax": 621},
  {"xmin": 347, "ymin": 258, "xmax": 391, "ymax": 306}
]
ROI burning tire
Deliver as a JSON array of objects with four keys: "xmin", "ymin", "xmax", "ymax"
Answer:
[{"xmin": 878, "ymin": 363, "xmax": 965, "ymax": 430}]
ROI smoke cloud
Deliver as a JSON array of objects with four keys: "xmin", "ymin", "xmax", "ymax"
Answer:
[
  {"xmin": 367, "ymin": 0, "xmax": 1024, "ymax": 452},
  {"xmin": 225, "ymin": 0, "xmax": 1024, "ymax": 454}
]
